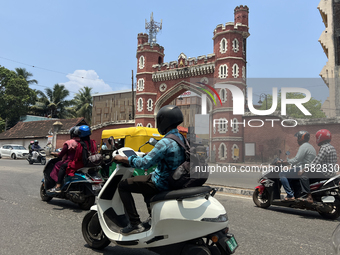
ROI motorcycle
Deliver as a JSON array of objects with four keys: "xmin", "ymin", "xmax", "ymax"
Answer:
[
  {"xmin": 253, "ymin": 153, "xmax": 340, "ymax": 220},
  {"xmin": 40, "ymin": 158, "xmax": 104, "ymax": 210},
  {"xmin": 28, "ymin": 149, "xmax": 47, "ymax": 165},
  {"xmin": 81, "ymin": 138, "xmax": 238, "ymax": 255}
]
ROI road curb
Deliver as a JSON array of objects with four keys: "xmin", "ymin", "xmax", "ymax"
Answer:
[{"xmin": 207, "ymin": 184, "xmax": 254, "ymax": 197}]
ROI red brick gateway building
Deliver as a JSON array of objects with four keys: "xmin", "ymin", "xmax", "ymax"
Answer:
[{"xmin": 91, "ymin": 5, "xmax": 340, "ymax": 164}]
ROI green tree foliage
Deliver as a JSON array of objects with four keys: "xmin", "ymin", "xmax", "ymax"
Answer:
[
  {"xmin": 37, "ymin": 84, "xmax": 73, "ymax": 118},
  {"xmin": 15, "ymin": 67, "xmax": 38, "ymax": 85},
  {"xmin": 0, "ymin": 66, "xmax": 35, "ymax": 129},
  {"xmin": 0, "ymin": 117, "xmax": 5, "ymax": 133},
  {"xmin": 72, "ymin": 86, "xmax": 93, "ymax": 124},
  {"xmin": 258, "ymin": 91, "xmax": 326, "ymax": 119}
]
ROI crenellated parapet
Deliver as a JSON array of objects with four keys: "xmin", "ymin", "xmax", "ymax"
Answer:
[
  {"xmin": 152, "ymin": 63, "xmax": 215, "ymax": 82},
  {"xmin": 137, "ymin": 43, "xmax": 164, "ymax": 54},
  {"xmin": 152, "ymin": 53, "xmax": 215, "ymax": 71}
]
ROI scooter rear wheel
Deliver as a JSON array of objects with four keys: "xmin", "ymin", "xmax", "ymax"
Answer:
[
  {"xmin": 82, "ymin": 210, "xmax": 110, "ymax": 250},
  {"xmin": 40, "ymin": 183, "xmax": 52, "ymax": 202},
  {"xmin": 253, "ymin": 188, "xmax": 271, "ymax": 208}
]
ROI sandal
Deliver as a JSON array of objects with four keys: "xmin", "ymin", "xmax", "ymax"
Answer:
[
  {"xmin": 297, "ymin": 198, "xmax": 314, "ymax": 204},
  {"xmin": 282, "ymin": 197, "xmax": 295, "ymax": 202}
]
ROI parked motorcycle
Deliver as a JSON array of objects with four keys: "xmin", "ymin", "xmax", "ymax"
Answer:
[
  {"xmin": 27, "ymin": 149, "xmax": 46, "ymax": 165},
  {"xmin": 40, "ymin": 158, "xmax": 104, "ymax": 210},
  {"xmin": 253, "ymin": 156, "xmax": 340, "ymax": 220},
  {"xmin": 81, "ymin": 139, "xmax": 238, "ymax": 255}
]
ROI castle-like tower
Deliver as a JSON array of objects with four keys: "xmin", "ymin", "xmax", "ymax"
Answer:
[
  {"xmin": 318, "ymin": 0, "xmax": 340, "ymax": 117},
  {"xmin": 135, "ymin": 5, "xmax": 249, "ymax": 163}
]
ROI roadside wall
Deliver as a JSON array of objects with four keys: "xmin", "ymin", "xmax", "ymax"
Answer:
[{"xmin": 243, "ymin": 114, "xmax": 340, "ymax": 163}]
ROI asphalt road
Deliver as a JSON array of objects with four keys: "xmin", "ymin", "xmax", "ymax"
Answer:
[
  {"xmin": 0, "ymin": 158, "xmax": 339, "ymax": 254},
  {"xmin": 206, "ymin": 163, "xmax": 263, "ymax": 189}
]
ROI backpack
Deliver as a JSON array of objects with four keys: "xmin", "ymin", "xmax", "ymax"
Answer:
[
  {"xmin": 80, "ymin": 140, "xmax": 103, "ymax": 167},
  {"xmin": 166, "ymin": 134, "xmax": 209, "ymax": 190}
]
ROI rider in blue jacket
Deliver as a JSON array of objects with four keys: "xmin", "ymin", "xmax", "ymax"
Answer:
[{"xmin": 113, "ymin": 105, "xmax": 186, "ymax": 236}]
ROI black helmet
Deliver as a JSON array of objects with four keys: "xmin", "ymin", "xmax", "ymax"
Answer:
[
  {"xmin": 295, "ymin": 131, "xmax": 310, "ymax": 145},
  {"xmin": 70, "ymin": 126, "xmax": 79, "ymax": 139},
  {"xmin": 156, "ymin": 105, "xmax": 183, "ymax": 135},
  {"xmin": 34, "ymin": 140, "xmax": 39, "ymax": 145}
]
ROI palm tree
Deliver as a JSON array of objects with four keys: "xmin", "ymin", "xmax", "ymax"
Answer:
[
  {"xmin": 15, "ymin": 67, "xmax": 38, "ymax": 84},
  {"xmin": 38, "ymin": 84, "xmax": 73, "ymax": 118},
  {"xmin": 73, "ymin": 86, "xmax": 93, "ymax": 124}
]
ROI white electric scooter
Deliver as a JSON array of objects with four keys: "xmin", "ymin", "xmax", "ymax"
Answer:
[{"xmin": 82, "ymin": 140, "xmax": 238, "ymax": 255}]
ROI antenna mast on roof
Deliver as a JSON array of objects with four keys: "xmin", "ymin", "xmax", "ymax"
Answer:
[{"xmin": 145, "ymin": 12, "xmax": 162, "ymax": 45}]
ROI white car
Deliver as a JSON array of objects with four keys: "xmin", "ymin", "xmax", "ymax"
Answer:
[{"xmin": 0, "ymin": 144, "xmax": 30, "ymax": 159}]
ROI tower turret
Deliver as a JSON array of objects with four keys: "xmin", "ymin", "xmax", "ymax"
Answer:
[
  {"xmin": 137, "ymin": 33, "xmax": 148, "ymax": 45},
  {"xmin": 234, "ymin": 5, "xmax": 249, "ymax": 26}
]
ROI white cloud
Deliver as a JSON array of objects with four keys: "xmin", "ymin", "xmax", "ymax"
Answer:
[{"xmin": 62, "ymin": 70, "xmax": 113, "ymax": 95}]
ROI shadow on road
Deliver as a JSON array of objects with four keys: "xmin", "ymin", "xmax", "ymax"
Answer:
[
  {"xmin": 84, "ymin": 244, "xmax": 157, "ymax": 255},
  {"xmin": 46, "ymin": 199, "xmax": 84, "ymax": 213},
  {"xmin": 255, "ymin": 204, "xmax": 340, "ymax": 222}
]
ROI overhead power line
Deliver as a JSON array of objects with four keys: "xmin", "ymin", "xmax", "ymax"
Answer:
[{"xmin": 0, "ymin": 56, "xmax": 131, "ymax": 86}]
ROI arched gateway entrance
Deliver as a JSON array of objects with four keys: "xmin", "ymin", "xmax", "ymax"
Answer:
[{"xmin": 135, "ymin": 5, "xmax": 249, "ymax": 163}]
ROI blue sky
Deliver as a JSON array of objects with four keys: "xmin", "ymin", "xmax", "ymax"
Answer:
[{"xmin": 0, "ymin": 0, "xmax": 328, "ymax": 102}]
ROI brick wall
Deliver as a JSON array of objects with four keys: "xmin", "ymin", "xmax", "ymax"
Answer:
[{"xmin": 243, "ymin": 115, "xmax": 340, "ymax": 162}]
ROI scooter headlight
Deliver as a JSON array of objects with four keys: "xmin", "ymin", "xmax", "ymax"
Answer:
[{"xmin": 201, "ymin": 213, "xmax": 228, "ymax": 222}]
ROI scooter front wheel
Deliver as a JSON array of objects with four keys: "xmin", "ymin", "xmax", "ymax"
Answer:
[
  {"xmin": 253, "ymin": 188, "xmax": 271, "ymax": 208},
  {"xmin": 182, "ymin": 243, "xmax": 211, "ymax": 255},
  {"xmin": 41, "ymin": 158, "xmax": 46, "ymax": 165},
  {"xmin": 319, "ymin": 203, "xmax": 340, "ymax": 220},
  {"xmin": 78, "ymin": 196, "xmax": 95, "ymax": 210},
  {"xmin": 82, "ymin": 210, "xmax": 110, "ymax": 250}
]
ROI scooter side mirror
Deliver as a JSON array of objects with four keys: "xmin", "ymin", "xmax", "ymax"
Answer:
[
  {"xmin": 108, "ymin": 136, "xmax": 114, "ymax": 145},
  {"xmin": 148, "ymin": 138, "xmax": 158, "ymax": 147}
]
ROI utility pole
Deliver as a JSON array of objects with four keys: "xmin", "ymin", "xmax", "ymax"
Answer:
[{"xmin": 131, "ymin": 70, "xmax": 135, "ymax": 120}]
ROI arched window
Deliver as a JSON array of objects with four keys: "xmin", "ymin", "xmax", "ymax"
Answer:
[
  {"xmin": 220, "ymin": 88, "xmax": 227, "ymax": 103},
  {"xmin": 220, "ymin": 38, "xmax": 227, "ymax": 54},
  {"xmin": 146, "ymin": 123, "xmax": 153, "ymax": 128},
  {"xmin": 137, "ymin": 78, "xmax": 144, "ymax": 91},
  {"xmin": 219, "ymin": 64, "xmax": 228, "ymax": 79},
  {"xmin": 232, "ymin": 144, "xmax": 239, "ymax": 160},
  {"xmin": 219, "ymin": 143, "xmax": 227, "ymax": 160},
  {"xmin": 136, "ymin": 123, "xmax": 143, "ymax": 127},
  {"xmin": 137, "ymin": 98, "xmax": 143, "ymax": 112},
  {"xmin": 232, "ymin": 118, "xmax": 239, "ymax": 133},
  {"xmin": 147, "ymin": 99, "xmax": 153, "ymax": 111},
  {"xmin": 139, "ymin": 55, "xmax": 145, "ymax": 69},
  {"xmin": 232, "ymin": 38, "xmax": 239, "ymax": 53},
  {"xmin": 218, "ymin": 118, "xmax": 227, "ymax": 133},
  {"xmin": 232, "ymin": 64, "xmax": 239, "ymax": 78}
]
